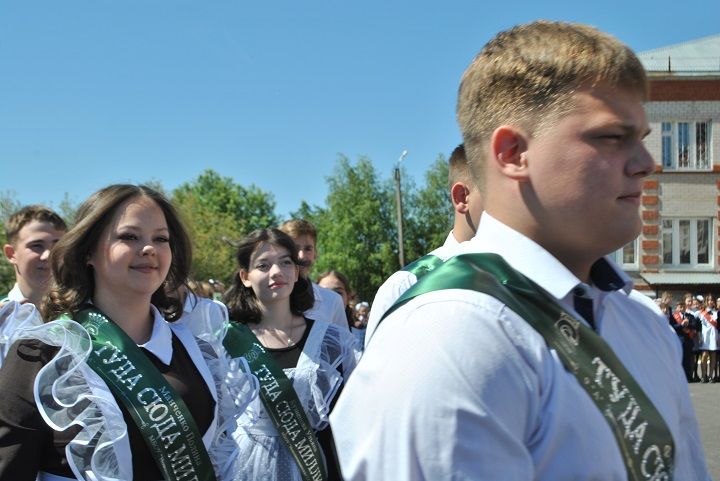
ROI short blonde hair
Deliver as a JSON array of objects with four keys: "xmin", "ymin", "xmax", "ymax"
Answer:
[
  {"xmin": 278, "ymin": 219, "xmax": 317, "ymax": 244},
  {"xmin": 457, "ymin": 21, "xmax": 647, "ymax": 191},
  {"xmin": 5, "ymin": 205, "xmax": 67, "ymax": 245},
  {"xmin": 448, "ymin": 144, "xmax": 472, "ymax": 189}
]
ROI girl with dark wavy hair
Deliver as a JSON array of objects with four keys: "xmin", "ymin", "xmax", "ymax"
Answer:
[
  {"xmin": 0, "ymin": 184, "xmax": 254, "ymax": 481},
  {"xmin": 223, "ymin": 228, "xmax": 360, "ymax": 481}
]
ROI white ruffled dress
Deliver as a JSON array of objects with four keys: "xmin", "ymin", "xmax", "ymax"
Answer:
[
  {"xmin": 699, "ymin": 308, "xmax": 719, "ymax": 351},
  {"xmin": 0, "ymin": 299, "xmax": 258, "ymax": 481},
  {"xmin": 232, "ymin": 319, "xmax": 361, "ymax": 481}
]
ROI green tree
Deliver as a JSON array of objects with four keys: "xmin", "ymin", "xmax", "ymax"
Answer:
[
  {"xmin": 143, "ymin": 178, "xmax": 169, "ymax": 198},
  {"xmin": 56, "ymin": 192, "xmax": 79, "ymax": 227},
  {"xmin": 174, "ymin": 195, "xmax": 241, "ymax": 284},
  {"xmin": 289, "ymin": 201, "xmax": 323, "ymax": 225},
  {"xmin": 0, "ymin": 191, "xmax": 21, "ymax": 295},
  {"xmin": 406, "ymin": 154, "xmax": 453, "ymax": 256},
  {"xmin": 309, "ymin": 156, "xmax": 398, "ymax": 301},
  {"xmin": 172, "ymin": 169, "xmax": 279, "ymax": 283}
]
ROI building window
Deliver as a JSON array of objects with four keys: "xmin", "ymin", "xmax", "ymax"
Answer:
[
  {"xmin": 661, "ymin": 121, "xmax": 712, "ymax": 170},
  {"xmin": 612, "ymin": 238, "xmax": 638, "ymax": 269},
  {"xmin": 661, "ymin": 218, "xmax": 711, "ymax": 267}
]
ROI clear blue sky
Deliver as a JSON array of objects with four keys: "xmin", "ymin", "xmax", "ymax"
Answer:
[{"xmin": 1, "ymin": 0, "xmax": 718, "ymax": 218}]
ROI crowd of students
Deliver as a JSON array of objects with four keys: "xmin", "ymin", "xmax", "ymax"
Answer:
[
  {"xmin": 660, "ymin": 291, "xmax": 720, "ymax": 383},
  {"xmin": 0, "ymin": 19, "xmax": 714, "ymax": 481},
  {"xmin": 0, "ymin": 193, "xmax": 370, "ymax": 481}
]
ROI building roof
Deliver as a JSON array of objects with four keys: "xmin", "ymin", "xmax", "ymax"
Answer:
[{"xmin": 638, "ymin": 34, "xmax": 720, "ymax": 75}]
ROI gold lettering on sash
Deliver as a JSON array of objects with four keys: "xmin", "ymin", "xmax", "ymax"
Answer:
[
  {"xmin": 168, "ymin": 443, "xmax": 200, "ymax": 481},
  {"xmin": 591, "ymin": 358, "xmax": 650, "ymax": 455},
  {"xmin": 257, "ymin": 364, "xmax": 283, "ymax": 402},
  {"xmin": 295, "ymin": 436, "xmax": 323, "ymax": 481},
  {"xmin": 276, "ymin": 400, "xmax": 302, "ymax": 442},
  {"xmin": 138, "ymin": 387, "xmax": 161, "ymax": 405},
  {"xmin": 94, "ymin": 342, "xmax": 143, "ymax": 390},
  {"xmin": 641, "ymin": 445, "xmax": 670, "ymax": 481}
]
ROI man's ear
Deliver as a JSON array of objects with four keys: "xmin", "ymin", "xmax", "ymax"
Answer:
[
  {"xmin": 450, "ymin": 182, "xmax": 471, "ymax": 214},
  {"xmin": 490, "ymin": 126, "xmax": 529, "ymax": 181},
  {"xmin": 3, "ymin": 244, "xmax": 16, "ymax": 264},
  {"xmin": 239, "ymin": 268, "xmax": 252, "ymax": 288}
]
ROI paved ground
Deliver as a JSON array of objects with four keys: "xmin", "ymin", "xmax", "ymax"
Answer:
[{"xmin": 689, "ymin": 382, "xmax": 719, "ymax": 479}]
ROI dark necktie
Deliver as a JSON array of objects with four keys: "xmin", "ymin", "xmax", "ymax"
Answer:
[{"xmin": 573, "ymin": 287, "xmax": 596, "ymax": 331}]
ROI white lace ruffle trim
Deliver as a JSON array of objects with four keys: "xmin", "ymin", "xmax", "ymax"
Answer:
[
  {"xmin": 2, "ymin": 299, "xmax": 259, "ymax": 481},
  {"xmin": 294, "ymin": 321, "xmax": 361, "ymax": 430},
  {"xmin": 0, "ymin": 300, "xmax": 44, "ymax": 367},
  {"xmin": 240, "ymin": 319, "xmax": 361, "ymax": 434},
  {"xmin": 182, "ymin": 298, "xmax": 260, "ymax": 479}
]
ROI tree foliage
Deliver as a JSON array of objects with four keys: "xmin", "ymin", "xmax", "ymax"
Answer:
[
  {"xmin": 308, "ymin": 156, "xmax": 398, "ymax": 301},
  {"xmin": 56, "ymin": 192, "xmax": 79, "ymax": 227},
  {"xmin": 172, "ymin": 169, "xmax": 279, "ymax": 283},
  {"xmin": 406, "ymin": 155, "xmax": 452, "ymax": 256},
  {"xmin": 303, "ymin": 153, "xmax": 454, "ymax": 303},
  {"xmin": 0, "ymin": 191, "xmax": 21, "ymax": 295}
]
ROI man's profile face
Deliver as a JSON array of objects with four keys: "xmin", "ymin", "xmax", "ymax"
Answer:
[
  {"xmin": 522, "ymin": 83, "xmax": 653, "ymax": 259},
  {"xmin": 293, "ymin": 234, "xmax": 317, "ymax": 275}
]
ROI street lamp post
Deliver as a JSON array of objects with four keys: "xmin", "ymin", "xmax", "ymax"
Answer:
[{"xmin": 394, "ymin": 149, "xmax": 408, "ymax": 268}]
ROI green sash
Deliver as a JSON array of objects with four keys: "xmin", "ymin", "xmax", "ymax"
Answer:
[
  {"xmin": 383, "ymin": 253, "xmax": 675, "ymax": 481},
  {"xmin": 75, "ymin": 307, "xmax": 217, "ymax": 481},
  {"xmin": 402, "ymin": 254, "xmax": 443, "ymax": 278},
  {"xmin": 223, "ymin": 322, "xmax": 328, "ymax": 481}
]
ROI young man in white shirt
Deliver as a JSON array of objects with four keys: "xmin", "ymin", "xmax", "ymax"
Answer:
[
  {"xmin": 2, "ymin": 205, "xmax": 66, "ymax": 307},
  {"xmin": 330, "ymin": 21, "xmax": 711, "ymax": 480},
  {"xmin": 278, "ymin": 219, "xmax": 349, "ymax": 330},
  {"xmin": 364, "ymin": 144, "xmax": 483, "ymax": 347}
]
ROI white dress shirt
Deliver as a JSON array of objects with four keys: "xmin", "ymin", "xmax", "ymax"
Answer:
[
  {"xmin": 364, "ymin": 231, "xmax": 461, "ymax": 347},
  {"xmin": 4, "ymin": 284, "xmax": 25, "ymax": 303},
  {"xmin": 305, "ymin": 283, "xmax": 349, "ymax": 331},
  {"xmin": 330, "ymin": 213, "xmax": 710, "ymax": 481}
]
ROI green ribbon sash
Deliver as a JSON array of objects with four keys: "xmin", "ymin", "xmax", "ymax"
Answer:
[
  {"xmin": 384, "ymin": 253, "xmax": 676, "ymax": 481},
  {"xmin": 75, "ymin": 307, "xmax": 217, "ymax": 481},
  {"xmin": 223, "ymin": 322, "xmax": 328, "ymax": 481},
  {"xmin": 402, "ymin": 254, "xmax": 443, "ymax": 278}
]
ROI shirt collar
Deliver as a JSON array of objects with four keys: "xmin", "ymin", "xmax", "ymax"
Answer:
[
  {"xmin": 463, "ymin": 213, "xmax": 631, "ymax": 300},
  {"xmin": 138, "ymin": 305, "xmax": 174, "ymax": 366},
  {"xmin": 7, "ymin": 284, "xmax": 26, "ymax": 302},
  {"xmin": 445, "ymin": 231, "xmax": 461, "ymax": 248},
  {"xmin": 312, "ymin": 282, "xmax": 323, "ymax": 303},
  {"xmin": 183, "ymin": 292, "xmax": 198, "ymax": 314}
]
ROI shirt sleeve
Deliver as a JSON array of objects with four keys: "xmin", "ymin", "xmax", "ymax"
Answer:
[
  {"xmin": 331, "ymin": 294, "xmax": 539, "ymax": 481},
  {"xmin": 364, "ymin": 271, "xmax": 417, "ymax": 348},
  {"xmin": 0, "ymin": 340, "xmax": 53, "ymax": 481}
]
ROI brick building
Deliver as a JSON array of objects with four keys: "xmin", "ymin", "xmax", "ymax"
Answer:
[{"xmin": 626, "ymin": 35, "xmax": 720, "ymax": 298}]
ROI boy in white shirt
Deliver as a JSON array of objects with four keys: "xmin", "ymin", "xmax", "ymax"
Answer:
[
  {"xmin": 2, "ymin": 205, "xmax": 66, "ymax": 307},
  {"xmin": 279, "ymin": 219, "xmax": 348, "ymax": 330}
]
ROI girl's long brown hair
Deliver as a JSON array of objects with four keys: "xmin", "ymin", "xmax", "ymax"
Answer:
[{"xmin": 42, "ymin": 184, "xmax": 191, "ymax": 322}]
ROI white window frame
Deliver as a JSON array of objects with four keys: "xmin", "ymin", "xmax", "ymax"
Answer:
[
  {"xmin": 661, "ymin": 218, "xmax": 713, "ymax": 268},
  {"xmin": 611, "ymin": 238, "xmax": 639, "ymax": 270},
  {"xmin": 661, "ymin": 121, "xmax": 712, "ymax": 171}
]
